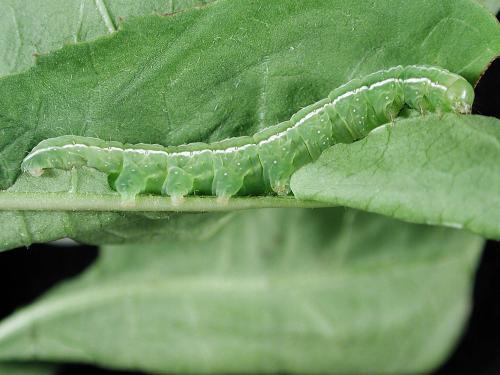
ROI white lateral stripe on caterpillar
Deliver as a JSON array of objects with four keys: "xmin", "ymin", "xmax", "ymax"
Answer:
[
  {"xmin": 23, "ymin": 76, "xmax": 447, "ymax": 162},
  {"xmin": 21, "ymin": 65, "xmax": 474, "ymax": 201}
]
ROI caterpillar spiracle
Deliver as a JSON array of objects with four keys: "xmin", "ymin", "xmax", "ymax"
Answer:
[{"xmin": 22, "ymin": 65, "xmax": 474, "ymax": 204}]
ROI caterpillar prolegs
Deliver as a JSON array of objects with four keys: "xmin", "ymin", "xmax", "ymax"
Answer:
[{"xmin": 22, "ymin": 65, "xmax": 474, "ymax": 204}]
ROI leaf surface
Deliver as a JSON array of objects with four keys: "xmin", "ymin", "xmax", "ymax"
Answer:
[
  {"xmin": 0, "ymin": 0, "xmax": 213, "ymax": 75},
  {"xmin": 0, "ymin": 0, "xmax": 219, "ymax": 250},
  {"xmin": 0, "ymin": 0, "xmax": 498, "ymax": 185},
  {"xmin": 291, "ymin": 114, "xmax": 500, "ymax": 240},
  {"xmin": 0, "ymin": 208, "xmax": 484, "ymax": 373},
  {"xmin": 0, "ymin": 0, "xmax": 498, "ymax": 250}
]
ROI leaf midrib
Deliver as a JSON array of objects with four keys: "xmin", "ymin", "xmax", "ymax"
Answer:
[
  {"xmin": 0, "ymin": 255, "xmax": 470, "ymax": 345},
  {"xmin": 0, "ymin": 191, "xmax": 331, "ymax": 211}
]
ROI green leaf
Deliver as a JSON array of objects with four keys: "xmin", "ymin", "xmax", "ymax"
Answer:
[
  {"xmin": 0, "ymin": 0, "xmax": 219, "ymax": 251},
  {"xmin": 291, "ymin": 114, "xmax": 500, "ymax": 240},
  {"xmin": 0, "ymin": 208, "xmax": 484, "ymax": 373},
  {"xmin": 0, "ymin": 0, "xmax": 214, "ymax": 75},
  {"xmin": 0, "ymin": 0, "xmax": 498, "ymax": 250},
  {"xmin": 1, "ymin": 0, "xmax": 498, "ymax": 187}
]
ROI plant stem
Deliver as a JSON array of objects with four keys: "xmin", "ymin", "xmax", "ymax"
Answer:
[{"xmin": 0, "ymin": 192, "xmax": 332, "ymax": 212}]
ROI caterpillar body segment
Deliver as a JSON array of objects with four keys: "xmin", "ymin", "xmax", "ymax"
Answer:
[{"xmin": 22, "ymin": 65, "xmax": 474, "ymax": 202}]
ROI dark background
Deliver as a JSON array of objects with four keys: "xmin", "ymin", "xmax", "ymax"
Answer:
[{"xmin": 0, "ymin": 32, "xmax": 499, "ymax": 375}]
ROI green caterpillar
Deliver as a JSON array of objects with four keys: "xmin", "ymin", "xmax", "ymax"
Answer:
[{"xmin": 22, "ymin": 65, "xmax": 474, "ymax": 204}]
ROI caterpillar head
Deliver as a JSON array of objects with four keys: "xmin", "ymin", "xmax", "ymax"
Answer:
[
  {"xmin": 446, "ymin": 77, "xmax": 474, "ymax": 114},
  {"xmin": 21, "ymin": 153, "xmax": 45, "ymax": 177}
]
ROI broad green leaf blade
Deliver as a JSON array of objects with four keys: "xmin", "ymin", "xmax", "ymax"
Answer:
[
  {"xmin": 291, "ymin": 114, "xmax": 500, "ymax": 240},
  {"xmin": 0, "ymin": 208, "xmax": 483, "ymax": 373},
  {"xmin": 0, "ymin": 0, "xmax": 498, "ymax": 188},
  {"xmin": 0, "ymin": 0, "xmax": 220, "ymax": 251},
  {"xmin": 0, "ymin": 0, "xmax": 219, "ymax": 252},
  {"xmin": 0, "ymin": 0, "xmax": 214, "ymax": 75}
]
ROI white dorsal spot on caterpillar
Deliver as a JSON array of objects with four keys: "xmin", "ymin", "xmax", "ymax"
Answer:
[{"xmin": 21, "ymin": 66, "xmax": 474, "ymax": 202}]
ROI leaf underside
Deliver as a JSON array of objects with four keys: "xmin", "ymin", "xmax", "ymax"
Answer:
[{"xmin": 0, "ymin": 208, "xmax": 484, "ymax": 373}]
